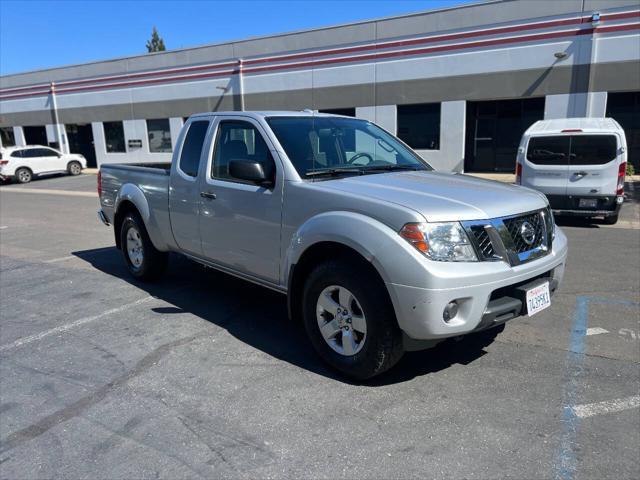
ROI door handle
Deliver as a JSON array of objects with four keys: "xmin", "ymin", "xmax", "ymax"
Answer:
[
  {"xmin": 574, "ymin": 171, "xmax": 588, "ymax": 177},
  {"xmin": 200, "ymin": 191, "xmax": 217, "ymax": 199}
]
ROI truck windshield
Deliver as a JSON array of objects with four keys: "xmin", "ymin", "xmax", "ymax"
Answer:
[{"xmin": 267, "ymin": 116, "xmax": 432, "ymax": 178}]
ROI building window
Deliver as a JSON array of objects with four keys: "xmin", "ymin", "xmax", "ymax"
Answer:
[
  {"xmin": 606, "ymin": 91, "xmax": 640, "ymax": 169},
  {"xmin": 146, "ymin": 118, "xmax": 172, "ymax": 153},
  {"xmin": 23, "ymin": 125, "xmax": 48, "ymax": 146},
  {"xmin": 0, "ymin": 127, "xmax": 16, "ymax": 147},
  {"xmin": 319, "ymin": 108, "xmax": 356, "ymax": 117},
  {"xmin": 103, "ymin": 121, "xmax": 126, "ymax": 153},
  {"xmin": 397, "ymin": 103, "xmax": 441, "ymax": 150}
]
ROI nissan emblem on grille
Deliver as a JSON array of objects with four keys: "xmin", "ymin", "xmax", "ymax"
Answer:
[{"xmin": 520, "ymin": 221, "xmax": 536, "ymax": 246}]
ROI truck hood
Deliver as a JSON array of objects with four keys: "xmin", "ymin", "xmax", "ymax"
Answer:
[{"xmin": 316, "ymin": 171, "xmax": 548, "ymax": 222}]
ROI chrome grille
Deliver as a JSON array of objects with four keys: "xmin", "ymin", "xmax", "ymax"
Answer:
[
  {"xmin": 503, "ymin": 211, "xmax": 546, "ymax": 253},
  {"xmin": 462, "ymin": 208, "xmax": 552, "ymax": 266},
  {"xmin": 469, "ymin": 226, "xmax": 495, "ymax": 259}
]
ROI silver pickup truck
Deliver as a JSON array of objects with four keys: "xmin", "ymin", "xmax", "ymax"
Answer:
[{"xmin": 98, "ymin": 111, "xmax": 568, "ymax": 379}]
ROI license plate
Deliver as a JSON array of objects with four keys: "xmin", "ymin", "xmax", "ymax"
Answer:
[
  {"xmin": 526, "ymin": 282, "xmax": 551, "ymax": 316},
  {"xmin": 579, "ymin": 198, "xmax": 598, "ymax": 209}
]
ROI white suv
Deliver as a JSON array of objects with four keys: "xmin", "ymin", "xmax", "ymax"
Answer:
[{"xmin": 0, "ymin": 145, "xmax": 87, "ymax": 183}]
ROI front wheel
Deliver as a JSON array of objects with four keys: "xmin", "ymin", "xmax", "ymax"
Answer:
[
  {"xmin": 119, "ymin": 213, "xmax": 168, "ymax": 281},
  {"xmin": 67, "ymin": 161, "xmax": 82, "ymax": 176},
  {"xmin": 302, "ymin": 259, "xmax": 403, "ymax": 380}
]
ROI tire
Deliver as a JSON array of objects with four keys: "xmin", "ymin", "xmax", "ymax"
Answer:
[
  {"xmin": 119, "ymin": 212, "xmax": 168, "ymax": 281},
  {"xmin": 67, "ymin": 161, "xmax": 82, "ymax": 176},
  {"xmin": 15, "ymin": 168, "xmax": 32, "ymax": 184},
  {"xmin": 302, "ymin": 259, "xmax": 404, "ymax": 380},
  {"xmin": 603, "ymin": 213, "xmax": 619, "ymax": 225}
]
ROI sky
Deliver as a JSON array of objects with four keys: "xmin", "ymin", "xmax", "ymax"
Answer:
[{"xmin": 0, "ymin": 0, "xmax": 475, "ymax": 76}]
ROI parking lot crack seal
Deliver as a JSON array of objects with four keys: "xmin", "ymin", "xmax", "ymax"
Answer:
[{"xmin": 0, "ymin": 332, "xmax": 208, "ymax": 455}]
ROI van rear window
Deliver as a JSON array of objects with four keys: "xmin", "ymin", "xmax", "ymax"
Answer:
[
  {"xmin": 526, "ymin": 136, "xmax": 569, "ymax": 165},
  {"xmin": 527, "ymin": 135, "xmax": 618, "ymax": 165},
  {"xmin": 570, "ymin": 135, "xmax": 617, "ymax": 165}
]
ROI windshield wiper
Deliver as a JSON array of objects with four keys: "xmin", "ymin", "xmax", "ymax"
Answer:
[
  {"xmin": 361, "ymin": 165, "xmax": 426, "ymax": 172},
  {"xmin": 304, "ymin": 167, "xmax": 364, "ymax": 178}
]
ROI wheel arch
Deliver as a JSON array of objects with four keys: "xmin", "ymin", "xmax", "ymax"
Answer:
[{"xmin": 287, "ymin": 240, "xmax": 394, "ymax": 326}]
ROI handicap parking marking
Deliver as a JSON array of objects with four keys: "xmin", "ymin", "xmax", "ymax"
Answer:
[
  {"xmin": 554, "ymin": 295, "xmax": 640, "ymax": 480},
  {"xmin": 585, "ymin": 327, "xmax": 609, "ymax": 336},
  {"xmin": 571, "ymin": 395, "xmax": 640, "ymax": 419}
]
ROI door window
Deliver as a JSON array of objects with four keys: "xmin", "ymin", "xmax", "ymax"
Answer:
[
  {"xmin": 178, "ymin": 121, "xmax": 209, "ymax": 177},
  {"xmin": 526, "ymin": 137, "xmax": 570, "ymax": 165},
  {"xmin": 569, "ymin": 135, "xmax": 617, "ymax": 165},
  {"xmin": 212, "ymin": 121, "xmax": 274, "ymax": 183}
]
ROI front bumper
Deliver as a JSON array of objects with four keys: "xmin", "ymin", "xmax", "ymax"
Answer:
[{"xmin": 386, "ymin": 227, "xmax": 568, "ymax": 340}]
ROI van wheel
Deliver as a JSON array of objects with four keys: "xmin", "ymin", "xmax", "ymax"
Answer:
[
  {"xmin": 15, "ymin": 168, "xmax": 32, "ymax": 184},
  {"xmin": 603, "ymin": 213, "xmax": 619, "ymax": 225},
  {"xmin": 302, "ymin": 259, "xmax": 404, "ymax": 380},
  {"xmin": 67, "ymin": 161, "xmax": 82, "ymax": 176},
  {"xmin": 119, "ymin": 212, "xmax": 168, "ymax": 281}
]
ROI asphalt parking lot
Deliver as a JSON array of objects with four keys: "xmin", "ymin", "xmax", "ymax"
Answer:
[{"xmin": 1, "ymin": 174, "xmax": 639, "ymax": 479}]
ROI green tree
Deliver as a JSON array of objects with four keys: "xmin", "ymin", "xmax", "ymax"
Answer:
[{"xmin": 146, "ymin": 27, "xmax": 166, "ymax": 53}]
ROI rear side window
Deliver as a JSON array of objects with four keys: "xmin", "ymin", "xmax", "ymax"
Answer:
[
  {"xmin": 570, "ymin": 135, "xmax": 617, "ymax": 165},
  {"xmin": 10, "ymin": 150, "xmax": 24, "ymax": 158},
  {"xmin": 179, "ymin": 121, "xmax": 209, "ymax": 177},
  {"xmin": 526, "ymin": 136, "xmax": 570, "ymax": 165}
]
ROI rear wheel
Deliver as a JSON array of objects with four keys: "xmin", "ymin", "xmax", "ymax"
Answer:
[
  {"xmin": 119, "ymin": 212, "xmax": 168, "ymax": 281},
  {"xmin": 15, "ymin": 168, "xmax": 32, "ymax": 184},
  {"xmin": 603, "ymin": 213, "xmax": 619, "ymax": 225},
  {"xmin": 302, "ymin": 259, "xmax": 403, "ymax": 380},
  {"xmin": 67, "ymin": 161, "xmax": 82, "ymax": 176}
]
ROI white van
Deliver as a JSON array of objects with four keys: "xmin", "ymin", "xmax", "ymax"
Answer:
[{"xmin": 516, "ymin": 118, "xmax": 627, "ymax": 224}]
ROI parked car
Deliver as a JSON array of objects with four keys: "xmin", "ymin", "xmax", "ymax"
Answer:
[
  {"xmin": 98, "ymin": 111, "xmax": 567, "ymax": 379},
  {"xmin": 0, "ymin": 145, "xmax": 87, "ymax": 184},
  {"xmin": 516, "ymin": 118, "xmax": 627, "ymax": 224}
]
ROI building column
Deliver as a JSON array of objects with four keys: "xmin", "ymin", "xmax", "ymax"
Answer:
[
  {"xmin": 13, "ymin": 126, "xmax": 26, "ymax": 146},
  {"xmin": 356, "ymin": 105, "xmax": 396, "ymax": 133}
]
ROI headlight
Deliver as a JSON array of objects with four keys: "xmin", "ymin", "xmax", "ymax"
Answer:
[{"xmin": 399, "ymin": 222, "xmax": 477, "ymax": 262}]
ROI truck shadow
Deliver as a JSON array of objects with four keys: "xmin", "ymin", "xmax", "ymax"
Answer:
[{"xmin": 72, "ymin": 247, "xmax": 489, "ymax": 386}]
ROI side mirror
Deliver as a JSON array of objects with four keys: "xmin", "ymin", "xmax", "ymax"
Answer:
[{"xmin": 229, "ymin": 159, "xmax": 273, "ymax": 187}]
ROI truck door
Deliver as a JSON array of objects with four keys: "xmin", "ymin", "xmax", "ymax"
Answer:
[
  {"xmin": 566, "ymin": 134, "xmax": 619, "ymax": 196},
  {"xmin": 521, "ymin": 135, "xmax": 570, "ymax": 197},
  {"xmin": 198, "ymin": 117, "xmax": 282, "ymax": 284},
  {"xmin": 168, "ymin": 119, "xmax": 211, "ymax": 256}
]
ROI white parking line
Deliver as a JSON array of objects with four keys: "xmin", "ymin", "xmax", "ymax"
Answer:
[
  {"xmin": 0, "ymin": 296, "xmax": 153, "ymax": 353},
  {"xmin": 0, "ymin": 187, "xmax": 96, "ymax": 198},
  {"xmin": 0, "ymin": 226, "xmax": 8, "ymax": 230},
  {"xmin": 571, "ymin": 395, "xmax": 640, "ymax": 419},
  {"xmin": 42, "ymin": 255, "xmax": 77, "ymax": 264},
  {"xmin": 585, "ymin": 327, "xmax": 609, "ymax": 336}
]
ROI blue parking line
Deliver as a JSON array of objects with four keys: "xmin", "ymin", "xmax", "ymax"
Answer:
[{"xmin": 554, "ymin": 295, "xmax": 640, "ymax": 480}]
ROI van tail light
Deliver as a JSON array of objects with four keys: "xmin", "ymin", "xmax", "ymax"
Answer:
[
  {"xmin": 97, "ymin": 170, "xmax": 102, "ymax": 197},
  {"xmin": 617, "ymin": 162, "xmax": 626, "ymax": 196},
  {"xmin": 515, "ymin": 161, "xmax": 522, "ymax": 185}
]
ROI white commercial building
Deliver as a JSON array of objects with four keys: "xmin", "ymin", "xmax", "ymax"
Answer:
[{"xmin": 1, "ymin": 0, "xmax": 639, "ymax": 171}]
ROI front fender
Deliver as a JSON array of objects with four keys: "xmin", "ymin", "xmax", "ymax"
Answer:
[{"xmin": 284, "ymin": 211, "xmax": 409, "ymax": 287}]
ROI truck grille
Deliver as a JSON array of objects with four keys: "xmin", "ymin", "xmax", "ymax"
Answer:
[
  {"xmin": 462, "ymin": 208, "xmax": 553, "ymax": 266},
  {"xmin": 469, "ymin": 226, "xmax": 496, "ymax": 258},
  {"xmin": 503, "ymin": 211, "xmax": 546, "ymax": 253}
]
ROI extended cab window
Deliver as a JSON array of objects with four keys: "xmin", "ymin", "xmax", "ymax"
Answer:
[
  {"xmin": 570, "ymin": 135, "xmax": 617, "ymax": 165},
  {"xmin": 526, "ymin": 136, "xmax": 570, "ymax": 165},
  {"xmin": 212, "ymin": 121, "xmax": 274, "ymax": 183},
  {"xmin": 179, "ymin": 121, "xmax": 209, "ymax": 177}
]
